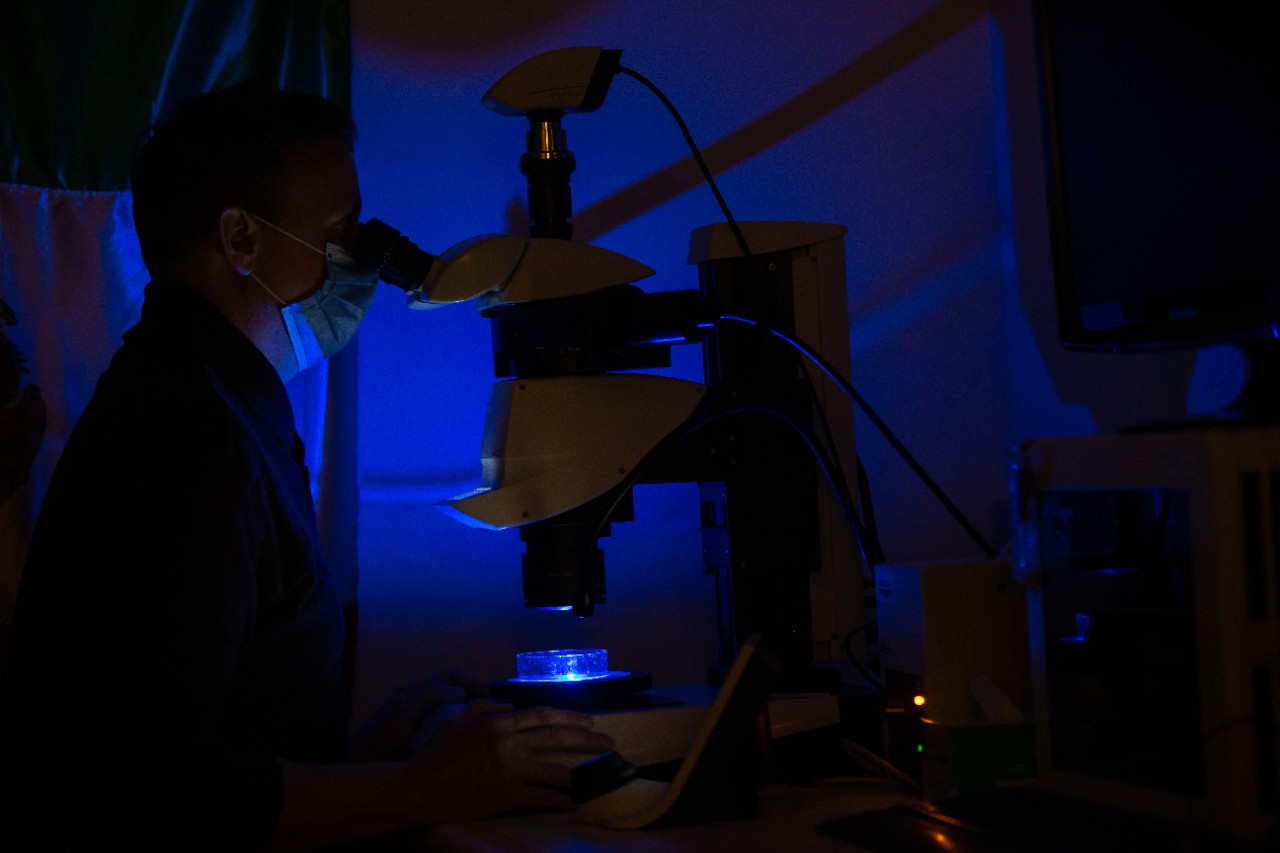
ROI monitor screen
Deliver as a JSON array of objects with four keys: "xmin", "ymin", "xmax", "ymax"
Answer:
[{"xmin": 1037, "ymin": 0, "xmax": 1280, "ymax": 352}]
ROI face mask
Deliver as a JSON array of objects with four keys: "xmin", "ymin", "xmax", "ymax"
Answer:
[{"xmin": 249, "ymin": 216, "xmax": 380, "ymax": 374}]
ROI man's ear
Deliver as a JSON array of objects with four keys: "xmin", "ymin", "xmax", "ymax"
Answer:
[{"xmin": 219, "ymin": 207, "xmax": 260, "ymax": 276}]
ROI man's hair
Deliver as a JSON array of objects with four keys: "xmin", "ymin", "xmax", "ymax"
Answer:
[{"xmin": 131, "ymin": 81, "xmax": 357, "ymax": 275}]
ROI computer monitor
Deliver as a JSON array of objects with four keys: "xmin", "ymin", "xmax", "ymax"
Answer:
[{"xmin": 1036, "ymin": 0, "xmax": 1279, "ymax": 416}]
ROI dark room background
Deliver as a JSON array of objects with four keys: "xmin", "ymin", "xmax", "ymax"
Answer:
[{"xmin": 2, "ymin": 0, "xmax": 1224, "ymax": 726}]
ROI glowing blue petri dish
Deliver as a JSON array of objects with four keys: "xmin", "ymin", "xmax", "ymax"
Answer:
[{"xmin": 514, "ymin": 648, "xmax": 610, "ymax": 683}]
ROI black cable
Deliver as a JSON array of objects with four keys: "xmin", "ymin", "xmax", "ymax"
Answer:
[
  {"xmin": 584, "ymin": 395, "xmax": 874, "ymax": 576},
  {"xmin": 617, "ymin": 62, "xmax": 995, "ymax": 560},
  {"xmin": 614, "ymin": 64, "xmax": 865, "ymax": 563},
  {"xmin": 856, "ymin": 457, "xmax": 887, "ymax": 565},
  {"xmin": 616, "ymin": 65, "xmax": 755, "ymax": 265},
  {"xmin": 797, "ymin": 358, "xmax": 864, "ymax": 559},
  {"xmin": 717, "ymin": 314, "xmax": 999, "ymax": 559},
  {"xmin": 843, "ymin": 624, "xmax": 884, "ymax": 692},
  {"xmin": 573, "ymin": 396, "xmax": 888, "ymax": 691},
  {"xmin": 795, "ymin": 367, "xmax": 863, "ymax": 565}
]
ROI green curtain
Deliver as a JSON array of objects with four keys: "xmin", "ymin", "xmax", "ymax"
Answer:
[{"xmin": 2, "ymin": 0, "xmax": 351, "ymax": 189}]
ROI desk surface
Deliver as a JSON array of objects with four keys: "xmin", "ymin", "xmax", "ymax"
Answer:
[{"xmin": 423, "ymin": 780, "xmax": 916, "ymax": 852}]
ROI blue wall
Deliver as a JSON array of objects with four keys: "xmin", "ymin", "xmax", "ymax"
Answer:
[
  {"xmin": 345, "ymin": 0, "xmax": 1203, "ymax": 720},
  {"xmin": 347, "ymin": 0, "xmax": 995, "ymax": 715}
]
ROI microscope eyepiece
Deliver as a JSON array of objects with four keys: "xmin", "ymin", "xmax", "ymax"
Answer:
[{"xmin": 354, "ymin": 218, "xmax": 438, "ymax": 293}]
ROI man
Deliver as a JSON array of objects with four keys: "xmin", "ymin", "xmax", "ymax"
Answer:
[{"xmin": 0, "ymin": 82, "xmax": 612, "ymax": 850}]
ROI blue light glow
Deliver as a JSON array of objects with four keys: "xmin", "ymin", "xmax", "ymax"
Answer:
[
  {"xmin": 346, "ymin": 1, "xmax": 1023, "ymax": 695},
  {"xmin": 513, "ymin": 648, "xmax": 610, "ymax": 683}
]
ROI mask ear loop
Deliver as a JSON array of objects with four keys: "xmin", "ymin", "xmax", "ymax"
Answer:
[
  {"xmin": 245, "ymin": 212, "xmax": 324, "ymax": 307},
  {"xmin": 249, "ymin": 272, "xmax": 287, "ymax": 306},
  {"xmin": 253, "ymin": 213, "xmax": 326, "ymax": 256}
]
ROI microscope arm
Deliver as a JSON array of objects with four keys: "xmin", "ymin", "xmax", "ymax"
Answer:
[
  {"xmin": 483, "ymin": 239, "xmax": 654, "ymax": 305},
  {"xmin": 441, "ymin": 373, "xmax": 706, "ymax": 530},
  {"xmin": 355, "ymin": 216, "xmax": 654, "ymax": 308}
]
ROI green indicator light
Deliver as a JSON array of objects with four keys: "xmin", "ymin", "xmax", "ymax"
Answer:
[{"xmin": 916, "ymin": 743, "xmax": 923, "ymax": 753}]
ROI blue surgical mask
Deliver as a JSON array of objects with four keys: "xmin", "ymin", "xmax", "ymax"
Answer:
[{"xmin": 250, "ymin": 216, "xmax": 380, "ymax": 374}]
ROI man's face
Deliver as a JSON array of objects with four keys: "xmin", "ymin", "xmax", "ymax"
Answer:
[{"xmin": 253, "ymin": 135, "xmax": 363, "ymax": 304}]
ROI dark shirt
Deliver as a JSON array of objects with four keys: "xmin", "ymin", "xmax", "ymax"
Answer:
[{"xmin": 0, "ymin": 281, "xmax": 349, "ymax": 849}]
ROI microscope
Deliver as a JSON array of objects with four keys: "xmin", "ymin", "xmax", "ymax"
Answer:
[{"xmin": 355, "ymin": 48, "xmax": 866, "ymax": 693}]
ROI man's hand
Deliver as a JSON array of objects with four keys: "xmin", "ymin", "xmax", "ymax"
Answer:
[
  {"xmin": 402, "ymin": 701, "xmax": 615, "ymax": 824},
  {"xmin": 348, "ymin": 669, "xmax": 489, "ymax": 762},
  {"xmin": 274, "ymin": 698, "xmax": 615, "ymax": 848}
]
